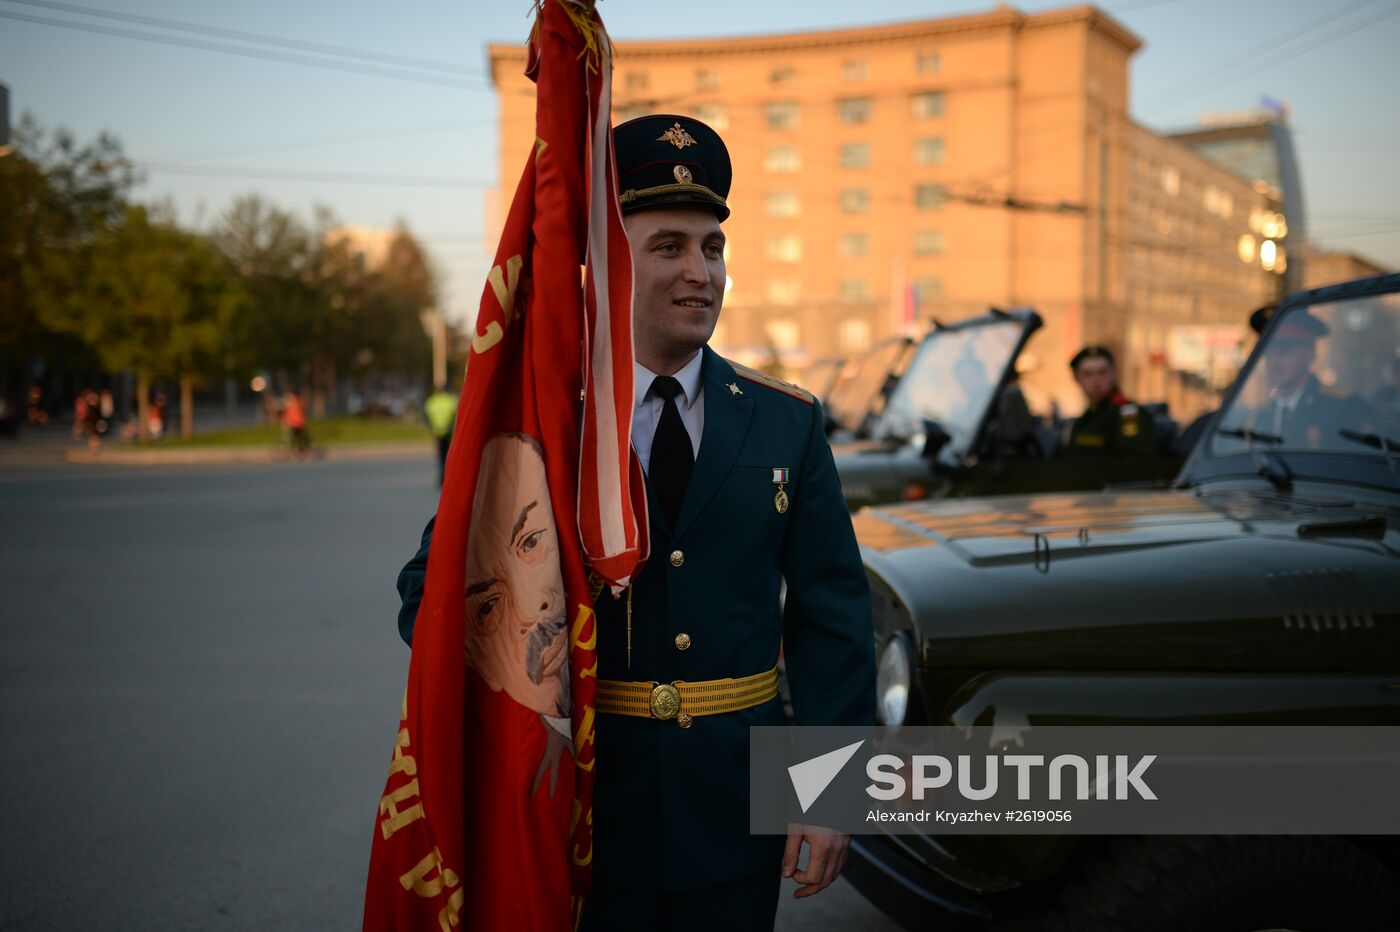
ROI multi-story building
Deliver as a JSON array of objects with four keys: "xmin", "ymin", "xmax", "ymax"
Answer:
[{"xmin": 488, "ymin": 4, "xmax": 1288, "ymax": 416}]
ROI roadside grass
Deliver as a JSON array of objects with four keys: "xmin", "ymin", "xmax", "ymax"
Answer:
[{"xmin": 151, "ymin": 416, "xmax": 432, "ymax": 448}]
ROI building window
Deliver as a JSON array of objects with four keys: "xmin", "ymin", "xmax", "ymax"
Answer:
[
  {"xmin": 765, "ymin": 192, "xmax": 801, "ymax": 217},
  {"xmin": 624, "ymin": 72, "xmax": 648, "ymax": 93},
  {"xmin": 916, "ymin": 51, "xmax": 940, "ymax": 74},
  {"xmin": 1160, "ymin": 165, "xmax": 1180, "ymax": 197},
  {"xmin": 838, "ymin": 318, "xmax": 872, "ymax": 353},
  {"xmin": 839, "ymin": 233, "xmax": 869, "ymax": 258},
  {"xmin": 840, "ymin": 189, "xmax": 871, "ymax": 214},
  {"xmin": 913, "ymin": 276, "xmax": 943, "ymax": 308},
  {"xmin": 837, "ymin": 97, "xmax": 872, "ymax": 125},
  {"xmin": 770, "ymin": 66, "xmax": 795, "ymax": 85},
  {"xmin": 767, "ymin": 318, "xmax": 801, "ymax": 350},
  {"xmin": 839, "ymin": 142, "xmax": 871, "ymax": 169},
  {"xmin": 764, "ymin": 145, "xmax": 801, "ymax": 173},
  {"xmin": 911, "ymin": 91, "xmax": 945, "ymax": 118},
  {"xmin": 914, "ymin": 184, "xmax": 945, "ymax": 210},
  {"xmin": 842, "ymin": 60, "xmax": 868, "ymax": 82},
  {"xmin": 614, "ymin": 103, "xmax": 650, "ymax": 123},
  {"xmin": 914, "ymin": 229, "xmax": 945, "ymax": 255},
  {"xmin": 766, "ymin": 234, "xmax": 803, "ymax": 263},
  {"xmin": 840, "ymin": 278, "xmax": 870, "ymax": 304},
  {"xmin": 696, "ymin": 104, "xmax": 729, "ymax": 131},
  {"xmin": 914, "ymin": 136, "xmax": 946, "ymax": 165},
  {"xmin": 764, "ymin": 101, "xmax": 799, "ymax": 129},
  {"xmin": 696, "ymin": 68, "xmax": 720, "ymax": 91},
  {"xmin": 767, "ymin": 280, "xmax": 801, "ymax": 306}
]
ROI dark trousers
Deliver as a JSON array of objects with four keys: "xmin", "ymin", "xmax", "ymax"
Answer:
[
  {"xmin": 580, "ymin": 871, "xmax": 781, "ymax": 932},
  {"xmin": 435, "ymin": 433, "xmax": 451, "ymax": 485}
]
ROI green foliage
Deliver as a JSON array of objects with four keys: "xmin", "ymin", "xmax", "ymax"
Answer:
[
  {"xmin": 6, "ymin": 115, "xmax": 439, "ymax": 400},
  {"xmin": 31, "ymin": 204, "xmax": 248, "ymax": 382}
]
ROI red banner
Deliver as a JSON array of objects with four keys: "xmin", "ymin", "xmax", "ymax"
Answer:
[{"xmin": 362, "ymin": 2, "xmax": 644, "ymax": 929}]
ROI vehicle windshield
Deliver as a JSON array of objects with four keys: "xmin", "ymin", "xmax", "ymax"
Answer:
[
  {"xmin": 871, "ymin": 318, "xmax": 1026, "ymax": 461},
  {"xmin": 826, "ymin": 338, "xmax": 909, "ymax": 432},
  {"xmin": 1210, "ymin": 294, "xmax": 1400, "ymax": 457}
]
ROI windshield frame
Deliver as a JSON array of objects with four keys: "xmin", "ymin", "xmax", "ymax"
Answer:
[
  {"xmin": 1177, "ymin": 271, "xmax": 1400, "ymax": 493},
  {"xmin": 870, "ymin": 308, "xmax": 1042, "ymax": 467}
]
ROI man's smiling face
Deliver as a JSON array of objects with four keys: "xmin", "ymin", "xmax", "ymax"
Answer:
[
  {"xmin": 625, "ymin": 207, "xmax": 726, "ymax": 367},
  {"xmin": 464, "ymin": 433, "xmax": 569, "ymax": 718}
]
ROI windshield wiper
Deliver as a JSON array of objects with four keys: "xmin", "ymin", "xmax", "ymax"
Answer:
[
  {"xmin": 1339, "ymin": 429, "xmax": 1400, "ymax": 453},
  {"xmin": 1254, "ymin": 452, "xmax": 1293, "ymax": 492},
  {"xmin": 1216, "ymin": 426, "xmax": 1284, "ymax": 446}
]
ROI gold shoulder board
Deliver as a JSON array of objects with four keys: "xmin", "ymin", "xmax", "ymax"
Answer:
[{"xmin": 727, "ymin": 359, "xmax": 815, "ymax": 405}]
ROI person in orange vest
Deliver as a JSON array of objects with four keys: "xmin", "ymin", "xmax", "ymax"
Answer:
[{"xmin": 281, "ymin": 391, "xmax": 310, "ymax": 459}]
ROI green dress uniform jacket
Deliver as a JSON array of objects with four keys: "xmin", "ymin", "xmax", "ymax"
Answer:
[
  {"xmin": 396, "ymin": 346, "xmax": 876, "ymax": 895},
  {"xmin": 1059, "ymin": 394, "xmax": 1157, "ymax": 458}
]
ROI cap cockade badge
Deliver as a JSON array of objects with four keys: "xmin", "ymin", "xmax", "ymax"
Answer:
[
  {"xmin": 657, "ymin": 122, "xmax": 698, "ymax": 150},
  {"xmin": 673, "ymin": 165, "xmax": 693, "ymax": 184}
]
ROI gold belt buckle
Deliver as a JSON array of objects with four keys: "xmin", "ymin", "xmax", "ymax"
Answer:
[{"xmin": 649, "ymin": 683, "xmax": 681, "ymax": 720}]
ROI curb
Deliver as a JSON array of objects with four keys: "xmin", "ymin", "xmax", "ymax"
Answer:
[{"xmin": 62, "ymin": 441, "xmax": 433, "ymax": 466}]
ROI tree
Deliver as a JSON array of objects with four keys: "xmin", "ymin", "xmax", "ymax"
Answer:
[
  {"xmin": 0, "ymin": 115, "xmax": 136, "ymax": 406},
  {"xmin": 31, "ymin": 205, "xmax": 248, "ymax": 439}
]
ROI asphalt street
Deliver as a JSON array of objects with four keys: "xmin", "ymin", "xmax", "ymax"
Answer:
[{"xmin": 0, "ymin": 451, "xmax": 900, "ymax": 931}]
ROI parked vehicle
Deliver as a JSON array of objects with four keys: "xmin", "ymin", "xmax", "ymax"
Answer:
[
  {"xmin": 833, "ymin": 309, "xmax": 1179, "ymax": 510},
  {"xmin": 845, "ymin": 272, "xmax": 1400, "ymax": 930}
]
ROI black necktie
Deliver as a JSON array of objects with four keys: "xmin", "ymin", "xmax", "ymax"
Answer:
[{"xmin": 650, "ymin": 376, "xmax": 693, "ymax": 526}]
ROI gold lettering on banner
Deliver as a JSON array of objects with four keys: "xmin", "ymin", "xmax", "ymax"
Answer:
[
  {"xmin": 387, "ymin": 728, "xmax": 417, "ymax": 778},
  {"xmin": 569, "ymin": 801, "xmax": 594, "ymax": 867},
  {"xmin": 472, "ymin": 254, "xmax": 525, "ymax": 355},
  {"xmin": 571, "ymin": 605, "xmax": 596, "ymax": 652},
  {"xmin": 573, "ymin": 706, "xmax": 596, "ymax": 770},
  {"xmin": 399, "ymin": 846, "xmax": 460, "ymax": 898},
  {"xmin": 439, "ymin": 888, "xmax": 465, "ymax": 932},
  {"xmin": 378, "ymin": 778, "xmax": 426, "ymax": 839},
  {"xmin": 535, "ymin": 136, "xmax": 548, "ymax": 158}
]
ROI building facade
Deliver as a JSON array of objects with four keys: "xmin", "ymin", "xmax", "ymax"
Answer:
[{"xmin": 489, "ymin": 4, "xmax": 1285, "ymax": 415}]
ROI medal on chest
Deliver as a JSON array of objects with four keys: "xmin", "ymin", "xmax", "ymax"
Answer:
[{"xmin": 772, "ymin": 467, "xmax": 790, "ymax": 514}]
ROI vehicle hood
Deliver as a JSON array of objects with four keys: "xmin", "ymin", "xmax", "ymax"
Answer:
[{"xmin": 856, "ymin": 479, "xmax": 1400, "ymax": 670}]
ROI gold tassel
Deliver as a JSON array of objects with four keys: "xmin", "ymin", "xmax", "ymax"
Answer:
[{"xmin": 555, "ymin": 0, "xmax": 611, "ymax": 73}]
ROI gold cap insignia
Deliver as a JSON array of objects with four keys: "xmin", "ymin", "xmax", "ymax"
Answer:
[
  {"xmin": 673, "ymin": 164, "xmax": 693, "ymax": 184},
  {"xmin": 657, "ymin": 122, "xmax": 698, "ymax": 150}
]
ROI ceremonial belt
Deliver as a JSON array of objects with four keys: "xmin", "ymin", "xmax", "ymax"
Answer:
[{"xmin": 595, "ymin": 666, "xmax": 779, "ymax": 727}]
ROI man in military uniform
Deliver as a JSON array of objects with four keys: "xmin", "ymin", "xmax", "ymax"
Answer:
[
  {"xmin": 1250, "ymin": 310, "xmax": 1370, "ymax": 449},
  {"xmin": 1058, "ymin": 345, "xmax": 1157, "ymax": 457},
  {"xmin": 395, "ymin": 114, "xmax": 875, "ymax": 930}
]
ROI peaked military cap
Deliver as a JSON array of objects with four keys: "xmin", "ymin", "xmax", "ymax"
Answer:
[
  {"xmin": 613, "ymin": 114, "xmax": 731, "ymax": 221},
  {"xmin": 1253, "ymin": 305, "xmax": 1329, "ymax": 344}
]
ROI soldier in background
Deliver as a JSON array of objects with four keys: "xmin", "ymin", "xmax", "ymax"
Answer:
[{"xmin": 1059, "ymin": 345, "xmax": 1156, "ymax": 458}]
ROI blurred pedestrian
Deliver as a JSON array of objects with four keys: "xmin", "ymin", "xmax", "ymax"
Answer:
[
  {"xmin": 0, "ymin": 393, "xmax": 17, "ymax": 439},
  {"xmin": 423, "ymin": 383, "xmax": 458, "ymax": 486},
  {"xmin": 26, "ymin": 385, "xmax": 48, "ymax": 427},
  {"xmin": 97, "ymin": 388, "xmax": 115, "ymax": 436},
  {"xmin": 72, "ymin": 389, "xmax": 91, "ymax": 440},
  {"xmin": 281, "ymin": 390, "xmax": 311, "ymax": 460}
]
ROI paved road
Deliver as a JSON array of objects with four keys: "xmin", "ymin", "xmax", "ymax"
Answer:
[{"xmin": 0, "ymin": 456, "xmax": 900, "ymax": 930}]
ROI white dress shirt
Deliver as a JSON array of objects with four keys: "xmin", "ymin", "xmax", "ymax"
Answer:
[{"xmin": 632, "ymin": 353, "xmax": 705, "ymax": 475}]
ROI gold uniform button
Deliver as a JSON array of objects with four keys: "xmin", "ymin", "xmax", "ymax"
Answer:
[
  {"xmin": 670, "ymin": 549, "xmax": 685, "ymax": 567},
  {"xmin": 677, "ymin": 712, "xmax": 694, "ymax": 729},
  {"xmin": 674, "ymin": 633, "xmax": 692, "ymax": 651}
]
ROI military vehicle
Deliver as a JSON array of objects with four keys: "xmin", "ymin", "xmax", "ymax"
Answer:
[
  {"xmin": 832, "ymin": 309, "xmax": 1179, "ymax": 510},
  {"xmin": 825, "ymin": 336, "xmax": 915, "ymax": 440},
  {"xmin": 844, "ymin": 272, "xmax": 1400, "ymax": 929}
]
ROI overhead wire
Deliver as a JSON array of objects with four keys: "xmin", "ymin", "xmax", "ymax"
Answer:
[
  {"xmin": 0, "ymin": 8, "xmax": 491, "ymax": 90},
  {"xmin": 0, "ymin": 0, "xmax": 485, "ymax": 77}
]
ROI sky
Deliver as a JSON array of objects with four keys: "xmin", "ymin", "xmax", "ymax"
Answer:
[{"xmin": 2, "ymin": 0, "xmax": 1398, "ymax": 325}]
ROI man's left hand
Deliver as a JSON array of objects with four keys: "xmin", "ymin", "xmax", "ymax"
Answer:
[{"xmin": 782, "ymin": 824, "xmax": 850, "ymax": 898}]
